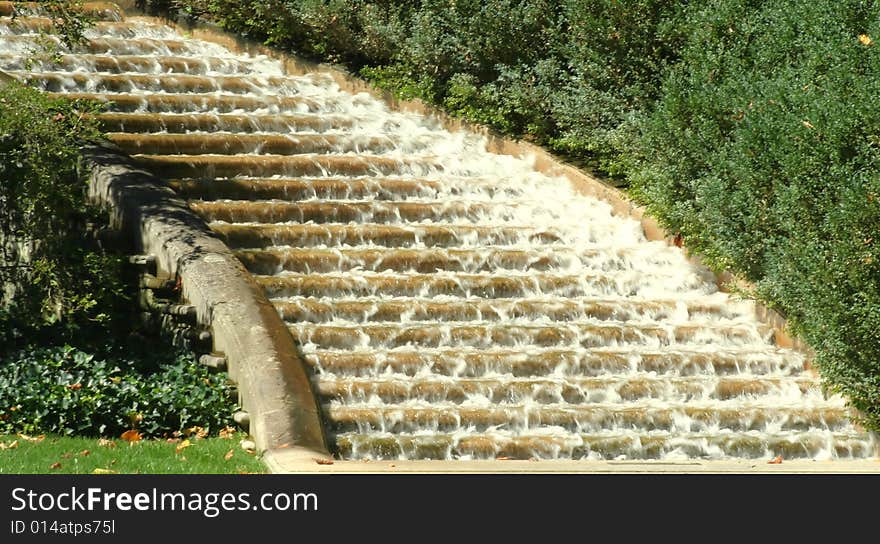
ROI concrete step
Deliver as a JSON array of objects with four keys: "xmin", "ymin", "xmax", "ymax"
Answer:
[
  {"xmin": 189, "ymin": 199, "xmax": 516, "ymax": 225},
  {"xmin": 314, "ymin": 375, "xmax": 821, "ymax": 404},
  {"xmin": 254, "ymin": 270, "xmax": 703, "ymax": 298},
  {"xmin": 271, "ymin": 296, "xmax": 741, "ymax": 323},
  {"xmin": 302, "ymin": 348, "xmax": 807, "ymax": 377},
  {"xmin": 134, "ymin": 153, "xmax": 442, "ymax": 179},
  {"xmin": 169, "ymin": 177, "xmax": 447, "ymax": 201},
  {"xmin": 95, "ymin": 112, "xmax": 353, "ymax": 133},
  {"xmin": 110, "ymin": 132, "xmax": 402, "ymax": 156},
  {"xmin": 326, "ymin": 401, "xmax": 851, "ymax": 433},
  {"xmin": 287, "ymin": 321, "xmax": 771, "ymax": 349},
  {"xmin": 210, "ymin": 223, "xmax": 564, "ymax": 249},
  {"xmin": 238, "ymin": 246, "xmax": 677, "ymax": 274},
  {"xmin": 10, "ymin": 70, "xmax": 311, "ymax": 95},
  {"xmin": 44, "ymin": 91, "xmax": 322, "ymax": 114},
  {"xmin": 333, "ymin": 430, "xmax": 874, "ymax": 460},
  {"xmin": 0, "ymin": 53, "xmax": 257, "ymax": 74}
]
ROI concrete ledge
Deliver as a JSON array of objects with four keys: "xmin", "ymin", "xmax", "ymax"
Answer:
[
  {"xmin": 263, "ymin": 450, "xmax": 880, "ymax": 474},
  {"xmin": 83, "ymin": 142, "xmax": 329, "ymax": 458}
]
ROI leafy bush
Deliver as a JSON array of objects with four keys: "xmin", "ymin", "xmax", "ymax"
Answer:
[
  {"xmin": 0, "ymin": 345, "xmax": 235, "ymax": 438},
  {"xmin": 0, "ymin": 82, "xmax": 125, "ymax": 346},
  {"xmin": 627, "ymin": 0, "xmax": 880, "ymax": 428}
]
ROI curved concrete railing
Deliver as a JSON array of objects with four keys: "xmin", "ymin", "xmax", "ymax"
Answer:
[{"xmin": 84, "ymin": 142, "xmax": 330, "ymax": 460}]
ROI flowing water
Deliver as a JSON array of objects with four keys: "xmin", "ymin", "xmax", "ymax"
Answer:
[{"xmin": 2, "ymin": 5, "xmax": 876, "ymax": 461}]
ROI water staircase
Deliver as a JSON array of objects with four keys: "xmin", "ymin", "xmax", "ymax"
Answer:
[{"xmin": 1, "ymin": 1, "xmax": 875, "ymax": 462}]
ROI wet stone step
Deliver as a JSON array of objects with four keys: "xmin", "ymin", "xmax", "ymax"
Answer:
[
  {"xmin": 303, "ymin": 348, "xmax": 808, "ymax": 378},
  {"xmin": 210, "ymin": 223, "xmax": 565, "ymax": 249},
  {"xmin": 110, "ymin": 132, "xmax": 402, "ymax": 156},
  {"xmin": 314, "ymin": 375, "xmax": 821, "ymax": 404},
  {"xmin": 287, "ymin": 322, "xmax": 771, "ymax": 350},
  {"xmin": 255, "ymin": 271, "xmax": 704, "ymax": 299},
  {"xmin": 95, "ymin": 112, "xmax": 354, "ymax": 133},
  {"xmin": 325, "ymin": 402, "xmax": 852, "ymax": 433},
  {"xmin": 10, "ymin": 71, "xmax": 309, "ymax": 95},
  {"xmin": 271, "ymin": 296, "xmax": 742, "ymax": 323},
  {"xmin": 333, "ymin": 430, "xmax": 874, "ymax": 460},
  {"xmin": 170, "ymin": 177, "xmax": 448, "ymax": 201},
  {"xmin": 0, "ymin": 53, "xmax": 274, "ymax": 75},
  {"xmin": 190, "ymin": 199, "xmax": 509, "ymax": 224},
  {"xmin": 240, "ymin": 246, "xmax": 678, "ymax": 274},
  {"xmin": 135, "ymin": 154, "xmax": 443, "ymax": 179},
  {"xmin": 44, "ymin": 92, "xmax": 323, "ymax": 114}
]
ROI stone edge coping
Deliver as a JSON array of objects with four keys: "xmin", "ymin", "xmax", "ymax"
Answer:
[
  {"xmin": 263, "ymin": 448, "xmax": 880, "ymax": 474},
  {"xmin": 83, "ymin": 141, "xmax": 331, "ymax": 460}
]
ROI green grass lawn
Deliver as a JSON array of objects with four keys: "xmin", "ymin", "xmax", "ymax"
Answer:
[{"xmin": 0, "ymin": 433, "xmax": 267, "ymax": 474}]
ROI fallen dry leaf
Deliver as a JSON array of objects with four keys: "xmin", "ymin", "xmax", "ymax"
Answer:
[
  {"xmin": 859, "ymin": 34, "xmax": 873, "ymax": 46},
  {"xmin": 78, "ymin": 450, "xmax": 90, "ymax": 457},
  {"xmin": 166, "ymin": 438, "xmax": 181, "ymax": 444},
  {"xmin": 768, "ymin": 455, "xmax": 783, "ymax": 464},
  {"xmin": 224, "ymin": 449, "xmax": 234, "ymax": 461},
  {"xmin": 17, "ymin": 433, "xmax": 45, "ymax": 443},
  {"xmin": 315, "ymin": 458, "xmax": 334, "ymax": 465},
  {"xmin": 184, "ymin": 426, "xmax": 208, "ymax": 439},
  {"xmin": 97, "ymin": 438, "xmax": 116, "ymax": 449},
  {"xmin": 92, "ymin": 468, "xmax": 117, "ymax": 475},
  {"xmin": 66, "ymin": 383, "xmax": 82, "ymax": 391},
  {"xmin": 50, "ymin": 462, "xmax": 62, "ymax": 470},
  {"xmin": 0, "ymin": 440, "xmax": 18, "ymax": 450},
  {"xmin": 175, "ymin": 439, "xmax": 192, "ymax": 454},
  {"xmin": 120, "ymin": 430, "xmax": 142, "ymax": 443},
  {"xmin": 218, "ymin": 426, "xmax": 237, "ymax": 440}
]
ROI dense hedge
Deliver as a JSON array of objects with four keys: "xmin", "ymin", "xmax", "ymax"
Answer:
[
  {"xmin": 141, "ymin": 0, "xmax": 880, "ymax": 429},
  {"xmin": 0, "ymin": 345, "xmax": 235, "ymax": 438},
  {"xmin": 627, "ymin": 0, "xmax": 880, "ymax": 428},
  {"xmin": 0, "ymin": 82, "xmax": 128, "ymax": 346}
]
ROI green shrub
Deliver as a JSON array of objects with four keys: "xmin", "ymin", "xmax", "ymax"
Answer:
[
  {"xmin": 0, "ymin": 345, "xmax": 235, "ymax": 438},
  {"xmin": 628, "ymin": 0, "xmax": 880, "ymax": 428},
  {"xmin": 0, "ymin": 82, "xmax": 125, "ymax": 346}
]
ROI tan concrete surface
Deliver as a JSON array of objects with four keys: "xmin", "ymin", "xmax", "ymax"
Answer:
[{"xmin": 263, "ymin": 448, "xmax": 880, "ymax": 474}]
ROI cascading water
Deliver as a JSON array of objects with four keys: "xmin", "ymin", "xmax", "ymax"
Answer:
[{"xmin": 3, "ymin": 3, "xmax": 876, "ymax": 461}]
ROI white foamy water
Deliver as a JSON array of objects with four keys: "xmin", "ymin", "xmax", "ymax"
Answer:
[{"xmin": 2, "ymin": 11, "xmax": 875, "ymax": 461}]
